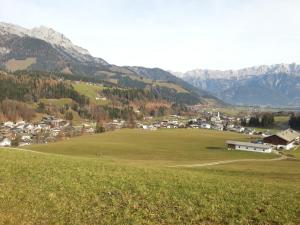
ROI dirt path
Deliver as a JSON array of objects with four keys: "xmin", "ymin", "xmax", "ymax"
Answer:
[
  {"xmin": 1, "ymin": 147, "xmax": 290, "ymax": 168},
  {"xmin": 169, "ymin": 154, "xmax": 288, "ymax": 168},
  {"xmin": 0, "ymin": 147, "xmax": 46, "ymax": 154}
]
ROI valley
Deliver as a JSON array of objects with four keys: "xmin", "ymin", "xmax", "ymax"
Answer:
[{"xmin": 0, "ymin": 19, "xmax": 300, "ymax": 225}]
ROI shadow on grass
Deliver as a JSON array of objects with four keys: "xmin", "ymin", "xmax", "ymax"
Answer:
[{"xmin": 206, "ymin": 147, "xmax": 224, "ymax": 150}]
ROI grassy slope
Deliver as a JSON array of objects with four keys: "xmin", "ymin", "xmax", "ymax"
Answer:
[
  {"xmin": 155, "ymin": 82, "xmax": 188, "ymax": 93},
  {"xmin": 0, "ymin": 149, "xmax": 299, "ymax": 225},
  {"xmin": 288, "ymin": 146, "xmax": 300, "ymax": 159},
  {"xmin": 5, "ymin": 57, "xmax": 37, "ymax": 71},
  {"xmin": 39, "ymin": 98, "xmax": 73, "ymax": 107},
  {"xmin": 38, "ymin": 98, "xmax": 84, "ymax": 125},
  {"xmin": 1, "ymin": 129, "xmax": 299, "ymax": 224},
  {"xmin": 25, "ymin": 129, "xmax": 276, "ymax": 166},
  {"xmin": 73, "ymin": 82, "xmax": 108, "ymax": 105}
]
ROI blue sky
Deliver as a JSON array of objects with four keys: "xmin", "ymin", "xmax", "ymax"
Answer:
[{"xmin": 1, "ymin": 0, "xmax": 300, "ymax": 71}]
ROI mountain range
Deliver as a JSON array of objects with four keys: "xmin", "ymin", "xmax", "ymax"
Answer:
[
  {"xmin": 173, "ymin": 64, "xmax": 300, "ymax": 107},
  {"xmin": 0, "ymin": 22, "xmax": 219, "ymax": 106},
  {"xmin": 1, "ymin": 21, "xmax": 299, "ymax": 107}
]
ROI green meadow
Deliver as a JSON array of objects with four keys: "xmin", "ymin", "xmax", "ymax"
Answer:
[
  {"xmin": 25, "ymin": 129, "xmax": 275, "ymax": 166},
  {"xmin": 1, "ymin": 129, "xmax": 299, "ymax": 224},
  {"xmin": 73, "ymin": 82, "xmax": 108, "ymax": 105}
]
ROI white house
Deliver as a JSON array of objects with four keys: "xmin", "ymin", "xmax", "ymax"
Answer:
[
  {"xmin": 201, "ymin": 123, "xmax": 211, "ymax": 129},
  {"xmin": 0, "ymin": 138, "xmax": 11, "ymax": 147},
  {"xmin": 4, "ymin": 121, "xmax": 14, "ymax": 128},
  {"xmin": 21, "ymin": 135, "xmax": 31, "ymax": 141},
  {"xmin": 226, "ymin": 140, "xmax": 273, "ymax": 153}
]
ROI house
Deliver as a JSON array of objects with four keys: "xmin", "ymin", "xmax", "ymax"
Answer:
[
  {"xmin": 200, "ymin": 123, "xmax": 211, "ymax": 129},
  {"xmin": 263, "ymin": 129, "xmax": 299, "ymax": 150},
  {"xmin": 226, "ymin": 140, "xmax": 273, "ymax": 153},
  {"xmin": 19, "ymin": 142, "xmax": 30, "ymax": 147},
  {"xmin": 142, "ymin": 125, "xmax": 157, "ymax": 130},
  {"xmin": 4, "ymin": 121, "xmax": 14, "ymax": 128},
  {"xmin": 212, "ymin": 124, "xmax": 224, "ymax": 131},
  {"xmin": 0, "ymin": 138, "xmax": 11, "ymax": 147},
  {"xmin": 51, "ymin": 119, "xmax": 67, "ymax": 128},
  {"xmin": 24, "ymin": 124, "xmax": 35, "ymax": 133},
  {"xmin": 21, "ymin": 135, "xmax": 31, "ymax": 142}
]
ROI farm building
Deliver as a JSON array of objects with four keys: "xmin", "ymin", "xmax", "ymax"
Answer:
[
  {"xmin": 263, "ymin": 129, "xmax": 299, "ymax": 150},
  {"xmin": 0, "ymin": 138, "xmax": 11, "ymax": 147},
  {"xmin": 226, "ymin": 141, "xmax": 273, "ymax": 153}
]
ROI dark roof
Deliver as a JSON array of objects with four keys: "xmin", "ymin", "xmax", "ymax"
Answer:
[{"xmin": 273, "ymin": 129, "xmax": 299, "ymax": 142}]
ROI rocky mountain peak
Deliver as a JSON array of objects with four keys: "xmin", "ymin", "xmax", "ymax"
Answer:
[
  {"xmin": 0, "ymin": 22, "xmax": 91, "ymax": 59},
  {"xmin": 29, "ymin": 25, "xmax": 90, "ymax": 56},
  {"xmin": 171, "ymin": 63, "xmax": 300, "ymax": 106},
  {"xmin": 178, "ymin": 63, "xmax": 300, "ymax": 80},
  {"xmin": 0, "ymin": 22, "xmax": 28, "ymax": 36}
]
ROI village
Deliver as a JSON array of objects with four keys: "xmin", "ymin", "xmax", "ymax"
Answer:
[
  {"xmin": 0, "ymin": 116, "xmax": 94, "ymax": 147},
  {"xmin": 139, "ymin": 111, "xmax": 300, "ymax": 153},
  {"xmin": 0, "ymin": 110, "xmax": 299, "ymax": 153},
  {"xmin": 139, "ymin": 111, "xmax": 268, "ymax": 135}
]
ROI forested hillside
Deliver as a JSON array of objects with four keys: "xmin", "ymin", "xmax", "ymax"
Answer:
[
  {"xmin": 0, "ymin": 70, "xmax": 194, "ymax": 122},
  {"xmin": 0, "ymin": 71, "xmax": 88, "ymax": 105}
]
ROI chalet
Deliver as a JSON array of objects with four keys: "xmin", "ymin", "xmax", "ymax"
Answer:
[
  {"xmin": 4, "ymin": 121, "xmax": 14, "ymax": 128},
  {"xmin": 226, "ymin": 140, "xmax": 273, "ymax": 153},
  {"xmin": 263, "ymin": 129, "xmax": 299, "ymax": 150},
  {"xmin": 0, "ymin": 138, "xmax": 11, "ymax": 147}
]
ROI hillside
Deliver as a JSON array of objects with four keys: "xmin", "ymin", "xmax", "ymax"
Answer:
[
  {"xmin": 0, "ymin": 22, "xmax": 221, "ymax": 106},
  {"xmin": 1, "ymin": 129, "xmax": 299, "ymax": 224},
  {"xmin": 176, "ymin": 63, "xmax": 300, "ymax": 106},
  {"xmin": 0, "ymin": 69, "xmax": 213, "ymax": 122}
]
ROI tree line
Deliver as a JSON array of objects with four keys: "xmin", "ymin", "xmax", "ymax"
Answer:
[
  {"xmin": 289, "ymin": 115, "xmax": 300, "ymax": 130},
  {"xmin": 241, "ymin": 113, "xmax": 275, "ymax": 128},
  {"xmin": 0, "ymin": 73, "xmax": 89, "ymax": 105},
  {"xmin": 0, "ymin": 99, "xmax": 35, "ymax": 122}
]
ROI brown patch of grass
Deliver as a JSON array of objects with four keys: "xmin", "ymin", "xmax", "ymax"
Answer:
[{"xmin": 5, "ymin": 57, "xmax": 36, "ymax": 71}]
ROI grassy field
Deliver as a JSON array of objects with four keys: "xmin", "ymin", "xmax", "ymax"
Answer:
[
  {"xmin": 248, "ymin": 116, "xmax": 290, "ymax": 134},
  {"xmin": 39, "ymin": 98, "xmax": 73, "ymax": 107},
  {"xmin": 286, "ymin": 146, "xmax": 300, "ymax": 159},
  {"xmin": 1, "ymin": 129, "xmax": 299, "ymax": 224},
  {"xmin": 155, "ymin": 82, "xmax": 188, "ymax": 93},
  {"xmin": 73, "ymin": 82, "xmax": 108, "ymax": 105},
  {"xmin": 25, "ymin": 129, "xmax": 276, "ymax": 166},
  {"xmin": 274, "ymin": 116, "xmax": 290, "ymax": 129}
]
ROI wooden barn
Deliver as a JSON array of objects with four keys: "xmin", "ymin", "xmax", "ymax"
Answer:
[{"xmin": 263, "ymin": 129, "xmax": 299, "ymax": 150}]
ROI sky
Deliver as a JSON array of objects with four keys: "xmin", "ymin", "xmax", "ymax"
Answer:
[{"xmin": 1, "ymin": 0, "xmax": 300, "ymax": 72}]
